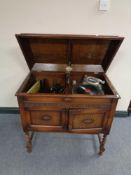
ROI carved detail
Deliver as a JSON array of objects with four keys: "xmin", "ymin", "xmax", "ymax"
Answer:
[
  {"xmin": 64, "ymin": 98, "xmax": 72, "ymax": 102},
  {"xmin": 24, "ymin": 101, "xmax": 111, "ymax": 110},
  {"xmin": 82, "ymin": 118, "xmax": 94, "ymax": 125},
  {"xmin": 41, "ymin": 115, "xmax": 51, "ymax": 121},
  {"xmin": 79, "ymin": 118, "xmax": 94, "ymax": 128}
]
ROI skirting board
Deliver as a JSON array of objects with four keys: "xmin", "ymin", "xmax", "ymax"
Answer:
[
  {"xmin": 0, "ymin": 107, "xmax": 19, "ymax": 114},
  {"xmin": 0, "ymin": 107, "xmax": 129, "ymax": 117}
]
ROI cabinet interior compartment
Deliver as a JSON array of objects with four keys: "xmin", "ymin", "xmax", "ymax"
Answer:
[
  {"xmin": 27, "ymin": 71, "xmax": 66, "ymax": 94},
  {"xmin": 20, "ymin": 71, "xmax": 115, "ymax": 96}
]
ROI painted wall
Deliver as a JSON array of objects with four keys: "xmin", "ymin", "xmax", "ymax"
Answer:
[{"xmin": 0, "ymin": 0, "xmax": 131, "ymax": 110}]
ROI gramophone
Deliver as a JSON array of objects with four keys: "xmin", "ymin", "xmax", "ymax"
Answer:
[{"xmin": 72, "ymin": 75, "xmax": 105, "ymax": 95}]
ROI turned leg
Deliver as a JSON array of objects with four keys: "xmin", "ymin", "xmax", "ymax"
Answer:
[
  {"xmin": 25, "ymin": 131, "xmax": 34, "ymax": 153},
  {"xmin": 98, "ymin": 133, "xmax": 107, "ymax": 156}
]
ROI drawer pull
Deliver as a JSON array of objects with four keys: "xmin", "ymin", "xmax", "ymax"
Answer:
[
  {"xmin": 82, "ymin": 119, "xmax": 94, "ymax": 125},
  {"xmin": 41, "ymin": 115, "xmax": 51, "ymax": 121}
]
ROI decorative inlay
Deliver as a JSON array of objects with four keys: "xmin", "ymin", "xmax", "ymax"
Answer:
[
  {"xmin": 41, "ymin": 115, "xmax": 51, "ymax": 121},
  {"xmin": 82, "ymin": 118, "xmax": 94, "ymax": 125},
  {"xmin": 79, "ymin": 117, "xmax": 95, "ymax": 129}
]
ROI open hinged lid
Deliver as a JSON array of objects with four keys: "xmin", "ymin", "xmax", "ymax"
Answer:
[{"xmin": 16, "ymin": 33, "xmax": 124, "ymax": 72}]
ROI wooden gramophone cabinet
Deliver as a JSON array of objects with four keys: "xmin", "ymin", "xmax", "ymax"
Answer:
[{"xmin": 15, "ymin": 34, "xmax": 124, "ymax": 155}]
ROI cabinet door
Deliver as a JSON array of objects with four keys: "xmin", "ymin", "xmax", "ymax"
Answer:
[
  {"xmin": 69, "ymin": 109, "xmax": 109, "ymax": 133},
  {"xmin": 29, "ymin": 110, "xmax": 67, "ymax": 132}
]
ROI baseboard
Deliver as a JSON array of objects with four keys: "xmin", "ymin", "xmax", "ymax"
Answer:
[
  {"xmin": 115, "ymin": 111, "xmax": 128, "ymax": 117},
  {"xmin": 0, "ymin": 107, "xmax": 129, "ymax": 117},
  {"xmin": 0, "ymin": 107, "xmax": 19, "ymax": 114}
]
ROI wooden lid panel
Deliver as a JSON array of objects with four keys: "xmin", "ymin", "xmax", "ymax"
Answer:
[
  {"xmin": 71, "ymin": 39, "xmax": 110, "ymax": 65},
  {"xmin": 16, "ymin": 34, "xmax": 124, "ymax": 72},
  {"xmin": 30, "ymin": 38, "xmax": 68, "ymax": 64}
]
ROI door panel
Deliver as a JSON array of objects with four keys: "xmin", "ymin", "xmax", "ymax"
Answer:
[
  {"xmin": 29, "ymin": 110, "xmax": 66, "ymax": 131},
  {"xmin": 69, "ymin": 109, "xmax": 109, "ymax": 132}
]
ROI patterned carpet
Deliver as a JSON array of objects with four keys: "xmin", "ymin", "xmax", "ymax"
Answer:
[{"xmin": 0, "ymin": 114, "xmax": 131, "ymax": 175}]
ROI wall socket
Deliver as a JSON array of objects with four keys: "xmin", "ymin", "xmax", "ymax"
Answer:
[{"xmin": 99, "ymin": 0, "xmax": 110, "ymax": 11}]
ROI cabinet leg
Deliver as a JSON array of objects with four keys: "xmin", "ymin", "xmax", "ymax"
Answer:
[
  {"xmin": 127, "ymin": 100, "xmax": 131, "ymax": 116},
  {"xmin": 128, "ymin": 109, "xmax": 131, "ymax": 116},
  {"xmin": 98, "ymin": 134, "xmax": 107, "ymax": 156},
  {"xmin": 25, "ymin": 132, "xmax": 34, "ymax": 153}
]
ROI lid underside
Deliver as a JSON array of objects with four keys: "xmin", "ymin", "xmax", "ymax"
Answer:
[{"xmin": 16, "ymin": 34, "xmax": 124, "ymax": 72}]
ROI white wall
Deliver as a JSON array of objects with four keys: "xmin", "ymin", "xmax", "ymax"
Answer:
[{"xmin": 0, "ymin": 0, "xmax": 131, "ymax": 110}]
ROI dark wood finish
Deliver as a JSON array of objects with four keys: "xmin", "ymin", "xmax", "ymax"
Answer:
[
  {"xmin": 68, "ymin": 109, "xmax": 109, "ymax": 131},
  {"xmin": 30, "ymin": 110, "xmax": 67, "ymax": 131},
  {"xmin": 15, "ymin": 34, "xmax": 124, "ymax": 155},
  {"xmin": 16, "ymin": 34, "xmax": 124, "ymax": 72}
]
